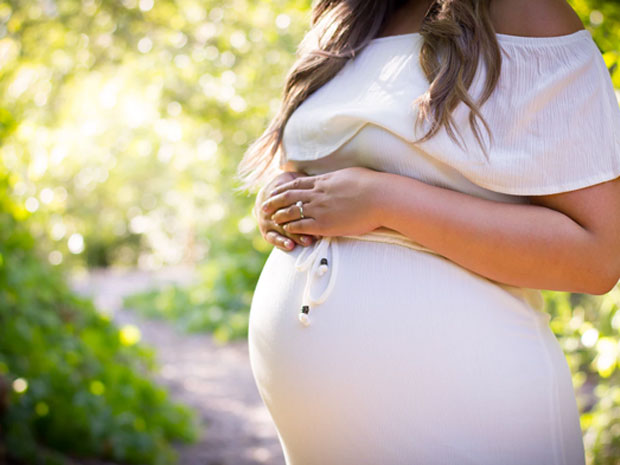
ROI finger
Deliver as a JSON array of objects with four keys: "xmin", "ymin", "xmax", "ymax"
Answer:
[
  {"xmin": 261, "ymin": 189, "xmax": 313, "ymax": 215},
  {"xmin": 273, "ymin": 171, "xmax": 306, "ymax": 187},
  {"xmin": 265, "ymin": 230, "xmax": 295, "ymax": 251},
  {"xmin": 272, "ymin": 202, "xmax": 313, "ymax": 225},
  {"xmin": 296, "ymin": 235, "xmax": 315, "ymax": 246},
  {"xmin": 256, "ymin": 172, "xmax": 301, "ymax": 209},
  {"xmin": 267, "ymin": 221, "xmax": 315, "ymax": 247},
  {"xmin": 268, "ymin": 176, "xmax": 317, "ymax": 198},
  {"xmin": 283, "ymin": 232, "xmax": 315, "ymax": 247},
  {"xmin": 272, "ymin": 223, "xmax": 316, "ymax": 246},
  {"xmin": 282, "ymin": 218, "xmax": 319, "ymax": 235}
]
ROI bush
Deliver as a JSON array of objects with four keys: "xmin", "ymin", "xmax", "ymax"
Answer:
[
  {"xmin": 0, "ymin": 169, "xmax": 198, "ymax": 464},
  {"xmin": 124, "ymin": 230, "xmax": 266, "ymax": 343}
]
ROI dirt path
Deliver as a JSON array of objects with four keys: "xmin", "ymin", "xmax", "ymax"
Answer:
[{"xmin": 70, "ymin": 267, "xmax": 285, "ymax": 465}]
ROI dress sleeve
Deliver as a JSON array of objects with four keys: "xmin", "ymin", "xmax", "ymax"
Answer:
[{"xmin": 421, "ymin": 30, "xmax": 620, "ymax": 196}]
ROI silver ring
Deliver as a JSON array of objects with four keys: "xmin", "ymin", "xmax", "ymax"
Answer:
[{"xmin": 295, "ymin": 200, "xmax": 304, "ymax": 219}]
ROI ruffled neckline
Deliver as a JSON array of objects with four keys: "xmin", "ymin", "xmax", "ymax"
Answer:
[{"xmin": 369, "ymin": 28, "xmax": 591, "ymax": 47}]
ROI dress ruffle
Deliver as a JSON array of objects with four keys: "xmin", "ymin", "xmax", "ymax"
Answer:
[{"xmin": 282, "ymin": 29, "xmax": 620, "ymax": 195}]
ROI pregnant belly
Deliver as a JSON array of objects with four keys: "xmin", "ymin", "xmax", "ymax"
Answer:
[{"xmin": 248, "ymin": 237, "xmax": 584, "ymax": 465}]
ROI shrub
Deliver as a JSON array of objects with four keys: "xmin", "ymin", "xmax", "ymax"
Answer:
[{"xmin": 0, "ymin": 169, "xmax": 198, "ymax": 464}]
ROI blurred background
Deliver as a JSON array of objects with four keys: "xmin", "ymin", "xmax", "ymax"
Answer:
[{"xmin": 0, "ymin": 0, "xmax": 620, "ymax": 464}]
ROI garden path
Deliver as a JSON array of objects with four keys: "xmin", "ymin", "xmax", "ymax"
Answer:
[{"xmin": 70, "ymin": 267, "xmax": 285, "ymax": 465}]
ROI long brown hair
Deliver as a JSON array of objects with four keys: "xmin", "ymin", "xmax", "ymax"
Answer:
[{"xmin": 235, "ymin": 0, "xmax": 502, "ymax": 194}]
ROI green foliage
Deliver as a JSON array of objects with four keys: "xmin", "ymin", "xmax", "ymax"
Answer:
[
  {"xmin": 572, "ymin": 0, "xmax": 620, "ymax": 87},
  {"xmin": 0, "ymin": 166, "xmax": 197, "ymax": 464},
  {"xmin": 0, "ymin": 0, "xmax": 311, "ymax": 270},
  {"xmin": 124, "ymin": 226, "xmax": 267, "ymax": 343},
  {"xmin": 542, "ymin": 288, "xmax": 620, "ymax": 465}
]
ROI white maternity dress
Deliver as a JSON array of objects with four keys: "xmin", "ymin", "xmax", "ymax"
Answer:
[{"xmin": 248, "ymin": 29, "xmax": 620, "ymax": 465}]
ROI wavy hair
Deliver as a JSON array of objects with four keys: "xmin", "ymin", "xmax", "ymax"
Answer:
[{"xmin": 235, "ymin": 0, "xmax": 502, "ymax": 194}]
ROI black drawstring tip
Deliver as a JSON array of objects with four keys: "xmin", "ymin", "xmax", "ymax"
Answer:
[{"xmin": 299, "ymin": 305, "xmax": 311, "ymax": 326}]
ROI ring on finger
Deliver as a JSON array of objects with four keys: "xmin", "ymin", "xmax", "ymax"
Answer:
[
  {"xmin": 273, "ymin": 200, "xmax": 309, "ymax": 225},
  {"xmin": 295, "ymin": 200, "xmax": 304, "ymax": 219}
]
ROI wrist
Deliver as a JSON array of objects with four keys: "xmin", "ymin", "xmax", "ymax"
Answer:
[{"xmin": 367, "ymin": 170, "xmax": 396, "ymax": 229}]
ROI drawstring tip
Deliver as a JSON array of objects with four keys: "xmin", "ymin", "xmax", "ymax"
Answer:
[{"xmin": 299, "ymin": 305, "xmax": 311, "ymax": 326}]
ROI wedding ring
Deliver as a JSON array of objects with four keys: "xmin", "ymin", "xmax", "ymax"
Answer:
[{"xmin": 295, "ymin": 200, "xmax": 305, "ymax": 219}]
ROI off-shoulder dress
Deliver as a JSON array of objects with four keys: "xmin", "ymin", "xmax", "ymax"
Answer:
[{"xmin": 248, "ymin": 29, "xmax": 620, "ymax": 465}]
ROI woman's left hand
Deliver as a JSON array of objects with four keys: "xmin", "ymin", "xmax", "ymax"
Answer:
[{"xmin": 259, "ymin": 166, "xmax": 384, "ymax": 238}]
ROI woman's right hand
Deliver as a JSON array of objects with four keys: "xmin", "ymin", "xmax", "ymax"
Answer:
[{"xmin": 254, "ymin": 171, "xmax": 318, "ymax": 251}]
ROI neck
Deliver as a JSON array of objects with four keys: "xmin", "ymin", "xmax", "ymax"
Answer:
[{"xmin": 376, "ymin": 0, "xmax": 436, "ymax": 38}]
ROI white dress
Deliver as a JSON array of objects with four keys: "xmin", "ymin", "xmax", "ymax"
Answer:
[{"xmin": 248, "ymin": 29, "xmax": 620, "ymax": 465}]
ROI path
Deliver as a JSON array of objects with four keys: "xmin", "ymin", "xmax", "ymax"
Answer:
[{"xmin": 70, "ymin": 267, "xmax": 285, "ymax": 465}]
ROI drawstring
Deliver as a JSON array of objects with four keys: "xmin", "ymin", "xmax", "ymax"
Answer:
[{"xmin": 294, "ymin": 236, "xmax": 339, "ymax": 327}]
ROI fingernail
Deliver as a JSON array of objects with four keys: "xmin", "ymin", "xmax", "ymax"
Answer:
[
  {"xmin": 300, "ymin": 236, "xmax": 309, "ymax": 244},
  {"xmin": 285, "ymin": 239, "xmax": 293, "ymax": 248},
  {"xmin": 262, "ymin": 204, "xmax": 269, "ymax": 212}
]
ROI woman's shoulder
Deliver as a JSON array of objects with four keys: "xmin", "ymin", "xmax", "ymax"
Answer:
[{"xmin": 490, "ymin": 0, "xmax": 585, "ymax": 38}]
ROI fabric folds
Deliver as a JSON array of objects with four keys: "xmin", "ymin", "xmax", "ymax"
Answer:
[{"xmin": 281, "ymin": 29, "xmax": 620, "ymax": 195}]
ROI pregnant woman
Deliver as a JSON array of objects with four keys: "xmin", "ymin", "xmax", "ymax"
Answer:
[{"xmin": 236, "ymin": 0, "xmax": 620, "ymax": 463}]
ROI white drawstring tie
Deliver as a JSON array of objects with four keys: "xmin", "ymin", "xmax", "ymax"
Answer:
[{"xmin": 293, "ymin": 236, "xmax": 339, "ymax": 327}]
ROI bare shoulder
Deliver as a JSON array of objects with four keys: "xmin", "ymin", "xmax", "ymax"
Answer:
[{"xmin": 490, "ymin": 0, "xmax": 585, "ymax": 37}]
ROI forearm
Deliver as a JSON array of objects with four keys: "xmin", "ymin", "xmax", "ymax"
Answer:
[{"xmin": 372, "ymin": 172, "xmax": 611, "ymax": 294}]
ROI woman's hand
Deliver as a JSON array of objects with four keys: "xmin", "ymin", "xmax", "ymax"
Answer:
[
  {"xmin": 260, "ymin": 166, "xmax": 384, "ymax": 237},
  {"xmin": 254, "ymin": 170, "xmax": 318, "ymax": 251}
]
